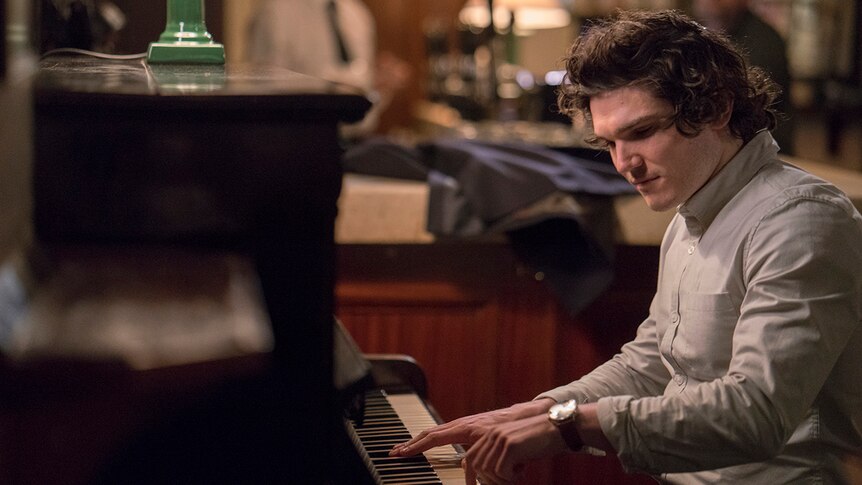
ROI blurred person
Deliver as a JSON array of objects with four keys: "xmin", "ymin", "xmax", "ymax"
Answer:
[
  {"xmin": 692, "ymin": 0, "xmax": 795, "ymax": 155},
  {"xmin": 390, "ymin": 9, "xmax": 862, "ymax": 485},
  {"xmin": 245, "ymin": 0, "xmax": 410, "ymax": 139}
]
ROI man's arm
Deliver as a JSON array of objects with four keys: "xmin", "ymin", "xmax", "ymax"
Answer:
[
  {"xmin": 601, "ymin": 197, "xmax": 862, "ymax": 474},
  {"xmin": 389, "ymin": 398, "xmax": 555, "ymax": 458},
  {"xmin": 389, "ymin": 306, "xmax": 670, "ymax": 459},
  {"xmin": 390, "ymin": 399, "xmax": 614, "ymax": 484}
]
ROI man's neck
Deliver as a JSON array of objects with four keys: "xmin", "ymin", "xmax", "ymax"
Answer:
[{"xmin": 714, "ymin": 134, "xmax": 746, "ymax": 178}]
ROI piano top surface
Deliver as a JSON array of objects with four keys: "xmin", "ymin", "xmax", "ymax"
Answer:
[{"xmin": 34, "ymin": 55, "xmax": 371, "ymax": 123}]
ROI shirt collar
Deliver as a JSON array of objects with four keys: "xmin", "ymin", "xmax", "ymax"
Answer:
[{"xmin": 677, "ymin": 131, "xmax": 779, "ymax": 234}]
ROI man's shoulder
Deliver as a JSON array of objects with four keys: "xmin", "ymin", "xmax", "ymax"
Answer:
[
  {"xmin": 761, "ymin": 161, "xmax": 847, "ymax": 197},
  {"xmin": 719, "ymin": 160, "xmax": 859, "ymax": 225}
]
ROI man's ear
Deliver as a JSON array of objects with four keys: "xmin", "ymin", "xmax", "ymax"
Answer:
[{"xmin": 713, "ymin": 98, "xmax": 734, "ymax": 129}]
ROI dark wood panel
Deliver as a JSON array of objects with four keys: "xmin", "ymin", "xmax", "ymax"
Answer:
[
  {"xmin": 496, "ymin": 279, "xmax": 561, "ymax": 404},
  {"xmin": 339, "ymin": 302, "xmax": 501, "ymax": 421},
  {"xmin": 335, "ymin": 243, "xmax": 659, "ymax": 484}
]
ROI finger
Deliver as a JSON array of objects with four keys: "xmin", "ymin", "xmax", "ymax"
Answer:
[
  {"xmin": 389, "ymin": 428, "xmax": 427, "ymax": 455},
  {"xmin": 390, "ymin": 424, "xmax": 471, "ymax": 457},
  {"xmin": 482, "ymin": 431, "xmax": 511, "ymax": 484},
  {"xmin": 465, "ymin": 437, "xmax": 488, "ymax": 479},
  {"xmin": 390, "ymin": 423, "xmax": 450, "ymax": 454},
  {"xmin": 463, "ymin": 457, "xmax": 479, "ymax": 485},
  {"xmin": 391, "ymin": 407, "xmax": 518, "ymax": 457},
  {"xmin": 468, "ymin": 434, "xmax": 506, "ymax": 485},
  {"xmin": 492, "ymin": 445, "xmax": 517, "ymax": 484}
]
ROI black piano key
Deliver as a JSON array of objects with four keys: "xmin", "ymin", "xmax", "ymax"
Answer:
[{"xmin": 348, "ymin": 390, "xmax": 444, "ymax": 485}]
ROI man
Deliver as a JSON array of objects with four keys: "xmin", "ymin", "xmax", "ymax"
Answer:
[
  {"xmin": 246, "ymin": 0, "xmax": 376, "ymax": 93},
  {"xmin": 245, "ymin": 0, "xmax": 409, "ymax": 139},
  {"xmin": 390, "ymin": 9, "xmax": 862, "ymax": 485},
  {"xmin": 692, "ymin": 0, "xmax": 794, "ymax": 154}
]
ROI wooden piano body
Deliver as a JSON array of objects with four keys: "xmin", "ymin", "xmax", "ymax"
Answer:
[{"xmin": 2, "ymin": 55, "xmax": 372, "ymax": 484}]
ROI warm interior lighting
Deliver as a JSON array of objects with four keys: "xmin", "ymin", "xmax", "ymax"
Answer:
[{"xmin": 459, "ymin": 0, "xmax": 571, "ymax": 34}]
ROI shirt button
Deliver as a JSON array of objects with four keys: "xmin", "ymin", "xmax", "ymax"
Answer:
[
  {"xmin": 673, "ymin": 373, "xmax": 687, "ymax": 386},
  {"xmin": 671, "ymin": 312, "xmax": 679, "ymax": 323},
  {"xmin": 687, "ymin": 244, "xmax": 696, "ymax": 255}
]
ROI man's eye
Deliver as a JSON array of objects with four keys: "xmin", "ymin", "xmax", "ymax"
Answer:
[{"xmin": 632, "ymin": 126, "xmax": 656, "ymax": 139}]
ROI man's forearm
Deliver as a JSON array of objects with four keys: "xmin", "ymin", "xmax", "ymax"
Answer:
[{"xmin": 577, "ymin": 402, "xmax": 614, "ymax": 452}]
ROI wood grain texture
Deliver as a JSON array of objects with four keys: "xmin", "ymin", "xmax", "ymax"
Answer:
[{"xmin": 336, "ymin": 243, "xmax": 659, "ymax": 484}]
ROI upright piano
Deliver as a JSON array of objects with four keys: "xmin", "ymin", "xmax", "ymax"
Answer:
[
  {"xmin": 17, "ymin": 53, "xmax": 387, "ymax": 484},
  {"xmin": 21, "ymin": 53, "xmax": 468, "ymax": 484}
]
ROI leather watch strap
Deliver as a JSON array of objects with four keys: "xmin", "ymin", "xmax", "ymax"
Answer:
[{"xmin": 557, "ymin": 417, "xmax": 585, "ymax": 451}]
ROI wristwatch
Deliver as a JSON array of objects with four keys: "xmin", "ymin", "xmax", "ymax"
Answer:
[{"xmin": 547, "ymin": 399, "xmax": 584, "ymax": 451}]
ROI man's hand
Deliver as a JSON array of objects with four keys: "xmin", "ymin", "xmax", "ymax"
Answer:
[
  {"xmin": 464, "ymin": 413, "xmax": 569, "ymax": 484},
  {"xmin": 389, "ymin": 399, "xmax": 554, "ymax": 458},
  {"xmin": 389, "ymin": 399, "xmax": 557, "ymax": 484}
]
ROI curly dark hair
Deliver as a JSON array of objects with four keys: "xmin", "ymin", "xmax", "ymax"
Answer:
[{"xmin": 557, "ymin": 9, "xmax": 780, "ymax": 144}]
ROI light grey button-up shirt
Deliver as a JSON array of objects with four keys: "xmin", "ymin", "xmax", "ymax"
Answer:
[{"xmin": 539, "ymin": 132, "xmax": 862, "ymax": 483}]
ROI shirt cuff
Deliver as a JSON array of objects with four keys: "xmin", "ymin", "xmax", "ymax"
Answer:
[{"xmin": 597, "ymin": 396, "xmax": 654, "ymax": 474}]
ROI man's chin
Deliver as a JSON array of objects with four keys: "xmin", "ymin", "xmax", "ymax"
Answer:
[{"xmin": 642, "ymin": 195, "xmax": 676, "ymax": 212}]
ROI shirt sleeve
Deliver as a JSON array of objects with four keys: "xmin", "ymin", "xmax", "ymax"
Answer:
[{"xmin": 599, "ymin": 196, "xmax": 862, "ymax": 474}]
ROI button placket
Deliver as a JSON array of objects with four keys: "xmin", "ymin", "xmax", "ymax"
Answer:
[{"xmin": 668, "ymin": 241, "xmax": 690, "ymax": 392}]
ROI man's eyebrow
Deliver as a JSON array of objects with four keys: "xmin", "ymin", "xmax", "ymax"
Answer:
[
  {"xmin": 613, "ymin": 112, "xmax": 671, "ymax": 135},
  {"xmin": 592, "ymin": 111, "xmax": 673, "ymax": 144}
]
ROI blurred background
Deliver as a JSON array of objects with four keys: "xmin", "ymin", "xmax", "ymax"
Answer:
[{"xmin": 10, "ymin": 0, "xmax": 862, "ymax": 169}]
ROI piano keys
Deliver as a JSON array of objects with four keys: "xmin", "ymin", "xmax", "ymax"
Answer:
[{"xmin": 348, "ymin": 389, "xmax": 467, "ymax": 484}]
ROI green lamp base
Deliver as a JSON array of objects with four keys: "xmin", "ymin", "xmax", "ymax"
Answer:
[
  {"xmin": 147, "ymin": 42, "xmax": 225, "ymax": 65},
  {"xmin": 147, "ymin": 0, "xmax": 226, "ymax": 65}
]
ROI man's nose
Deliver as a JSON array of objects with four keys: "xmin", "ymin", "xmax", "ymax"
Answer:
[{"xmin": 611, "ymin": 141, "xmax": 642, "ymax": 175}]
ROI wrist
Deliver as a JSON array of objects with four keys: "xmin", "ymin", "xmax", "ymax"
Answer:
[
  {"xmin": 547, "ymin": 399, "xmax": 585, "ymax": 451},
  {"xmin": 510, "ymin": 398, "xmax": 556, "ymax": 420},
  {"xmin": 575, "ymin": 402, "xmax": 613, "ymax": 454},
  {"xmin": 530, "ymin": 397, "xmax": 556, "ymax": 412}
]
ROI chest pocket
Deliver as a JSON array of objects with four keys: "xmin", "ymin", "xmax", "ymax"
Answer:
[{"xmin": 675, "ymin": 291, "xmax": 739, "ymax": 380}]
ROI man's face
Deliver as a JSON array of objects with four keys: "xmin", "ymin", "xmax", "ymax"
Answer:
[{"xmin": 590, "ymin": 85, "xmax": 731, "ymax": 212}]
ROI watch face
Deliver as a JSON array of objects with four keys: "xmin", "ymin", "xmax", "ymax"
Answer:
[
  {"xmin": 549, "ymin": 399, "xmax": 577, "ymax": 422},
  {"xmin": 548, "ymin": 399, "xmax": 585, "ymax": 451}
]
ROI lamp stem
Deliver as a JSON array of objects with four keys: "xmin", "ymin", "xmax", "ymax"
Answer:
[
  {"xmin": 148, "ymin": 0, "xmax": 224, "ymax": 64},
  {"xmin": 168, "ymin": 0, "xmax": 203, "ymax": 20},
  {"xmin": 158, "ymin": 0, "xmax": 212, "ymax": 44}
]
